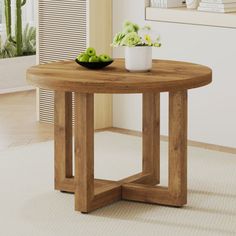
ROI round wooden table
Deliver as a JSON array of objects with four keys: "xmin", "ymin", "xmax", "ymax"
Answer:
[{"xmin": 27, "ymin": 59, "xmax": 212, "ymax": 213}]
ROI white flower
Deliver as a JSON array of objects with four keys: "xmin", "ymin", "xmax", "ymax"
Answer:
[{"xmin": 121, "ymin": 32, "xmax": 141, "ymax": 47}]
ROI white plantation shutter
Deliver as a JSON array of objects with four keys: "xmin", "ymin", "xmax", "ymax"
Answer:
[{"xmin": 38, "ymin": 0, "xmax": 87, "ymax": 123}]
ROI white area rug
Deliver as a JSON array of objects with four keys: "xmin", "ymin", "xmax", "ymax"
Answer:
[{"xmin": 0, "ymin": 132, "xmax": 236, "ymax": 236}]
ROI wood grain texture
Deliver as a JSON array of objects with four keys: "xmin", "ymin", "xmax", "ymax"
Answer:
[
  {"xmin": 54, "ymin": 91, "xmax": 73, "ymax": 190},
  {"xmin": 73, "ymin": 93, "xmax": 120, "ymax": 213},
  {"xmin": 27, "ymin": 59, "xmax": 212, "ymax": 213},
  {"xmin": 74, "ymin": 93, "xmax": 95, "ymax": 212},
  {"xmin": 92, "ymin": 185, "xmax": 121, "ymax": 211},
  {"xmin": 119, "ymin": 172, "xmax": 156, "ymax": 185},
  {"xmin": 169, "ymin": 90, "xmax": 188, "ymax": 204},
  {"xmin": 142, "ymin": 93, "xmax": 160, "ymax": 185},
  {"xmin": 122, "ymin": 184, "xmax": 184, "ymax": 206},
  {"xmin": 55, "ymin": 177, "xmax": 119, "ymax": 195},
  {"xmin": 27, "ymin": 59, "xmax": 212, "ymax": 94},
  {"xmin": 56, "ymin": 173, "xmax": 158, "ymax": 194},
  {"xmin": 121, "ymin": 91, "xmax": 188, "ymax": 208}
]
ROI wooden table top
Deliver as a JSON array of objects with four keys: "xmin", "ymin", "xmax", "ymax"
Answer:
[{"xmin": 27, "ymin": 59, "xmax": 212, "ymax": 93}]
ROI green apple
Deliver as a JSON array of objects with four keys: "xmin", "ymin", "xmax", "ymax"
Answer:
[
  {"xmin": 76, "ymin": 53, "xmax": 85, "ymax": 61},
  {"xmin": 86, "ymin": 47, "xmax": 96, "ymax": 57},
  {"xmin": 89, "ymin": 56, "xmax": 100, "ymax": 63},
  {"xmin": 79, "ymin": 54, "xmax": 90, "ymax": 62},
  {"xmin": 99, "ymin": 54, "xmax": 112, "ymax": 62}
]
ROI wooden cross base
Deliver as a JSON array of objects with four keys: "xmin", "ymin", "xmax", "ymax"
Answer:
[{"xmin": 54, "ymin": 91, "xmax": 187, "ymax": 213}]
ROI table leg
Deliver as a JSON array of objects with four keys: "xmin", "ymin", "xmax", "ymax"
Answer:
[
  {"xmin": 142, "ymin": 93, "xmax": 160, "ymax": 185},
  {"xmin": 57, "ymin": 90, "xmax": 188, "ymax": 212},
  {"xmin": 122, "ymin": 90, "xmax": 188, "ymax": 207},
  {"xmin": 74, "ymin": 93, "xmax": 121, "ymax": 213},
  {"xmin": 54, "ymin": 91, "xmax": 73, "ymax": 190},
  {"xmin": 74, "ymin": 93, "xmax": 94, "ymax": 212},
  {"xmin": 169, "ymin": 90, "xmax": 187, "ymax": 204}
]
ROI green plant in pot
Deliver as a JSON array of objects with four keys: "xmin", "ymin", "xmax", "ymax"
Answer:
[
  {"xmin": 22, "ymin": 23, "xmax": 36, "ymax": 55},
  {"xmin": 112, "ymin": 21, "xmax": 161, "ymax": 72},
  {"xmin": 0, "ymin": 0, "xmax": 36, "ymax": 58},
  {"xmin": 0, "ymin": 35, "xmax": 16, "ymax": 58}
]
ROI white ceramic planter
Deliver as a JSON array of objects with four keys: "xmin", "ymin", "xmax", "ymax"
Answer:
[
  {"xmin": 0, "ymin": 55, "xmax": 36, "ymax": 92},
  {"xmin": 125, "ymin": 46, "xmax": 152, "ymax": 72}
]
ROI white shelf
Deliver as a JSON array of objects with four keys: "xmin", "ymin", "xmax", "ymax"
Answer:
[{"xmin": 146, "ymin": 7, "xmax": 236, "ymax": 29}]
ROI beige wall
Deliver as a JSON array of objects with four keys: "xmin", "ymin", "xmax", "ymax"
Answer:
[
  {"xmin": 89, "ymin": 0, "xmax": 113, "ymax": 129},
  {"xmin": 113, "ymin": 0, "xmax": 236, "ymax": 148}
]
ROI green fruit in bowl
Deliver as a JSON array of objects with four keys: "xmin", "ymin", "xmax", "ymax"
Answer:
[
  {"xmin": 89, "ymin": 56, "xmax": 100, "ymax": 63},
  {"xmin": 86, "ymin": 47, "xmax": 96, "ymax": 57},
  {"xmin": 79, "ymin": 54, "xmax": 90, "ymax": 62},
  {"xmin": 76, "ymin": 53, "xmax": 85, "ymax": 61},
  {"xmin": 99, "ymin": 54, "xmax": 112, "ymax": 62}
]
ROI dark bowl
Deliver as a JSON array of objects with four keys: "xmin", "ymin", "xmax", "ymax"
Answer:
[{"xmin": 75, "ymin": 59, "xmax": 114, "ymax": 70}]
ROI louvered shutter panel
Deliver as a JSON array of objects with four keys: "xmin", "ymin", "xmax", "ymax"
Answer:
[{"xmin": 38, "ymin": 0, "xmax": 87, "ymax": 123}]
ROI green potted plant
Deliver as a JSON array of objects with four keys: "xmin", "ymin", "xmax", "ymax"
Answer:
[
  {"xmin": 112, "ymin": 21, "xmax": 161, "ymax": 72},
  {"xmin": 0, "ymin": 1, "xmax": 36, "ymax": 91},
  {"xmin": 0, "ymin": 0, "xmax": 36, "ymax": 58}
]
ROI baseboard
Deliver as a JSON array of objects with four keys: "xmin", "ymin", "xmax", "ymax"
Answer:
[
  {"xmin": 0, "ymin": 86, "xmax": 35, "ymax": 95},
  {"xmin": 104, "ymin": 127, "xmax": 236, "ymax": 155}
]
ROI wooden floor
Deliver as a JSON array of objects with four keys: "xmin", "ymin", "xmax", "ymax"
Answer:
[{"xmin": 0, "ymin": 90, "xmax": 54, "ymax": 151}]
